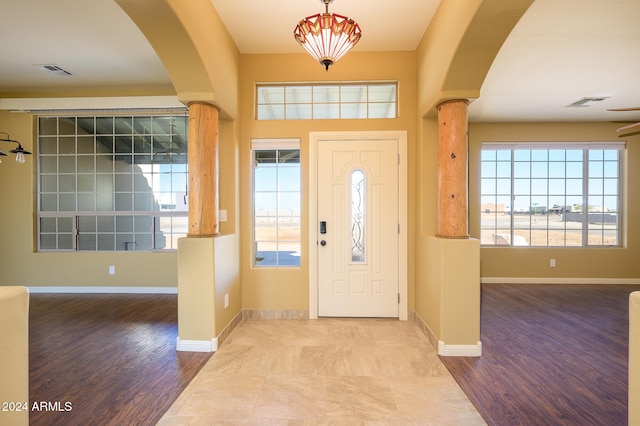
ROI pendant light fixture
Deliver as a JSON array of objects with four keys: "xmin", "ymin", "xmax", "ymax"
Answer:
[
  {"xmin": 294, "ymin": 0, "xmax": 362, "ymax": 71},
  {"xmin": 0, "ymin": 132, "xmax": 32, "ymax": 164}
]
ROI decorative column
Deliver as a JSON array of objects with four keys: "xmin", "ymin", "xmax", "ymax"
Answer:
[
  {"xmin": 187, "ymin": 101, "xmax": 219, "ymax": 237},
  {"xmin": 177, "ymin": 101, "xmax": 220, "ymax": 352},
  {"xmin": 432, "ymin": 98, "xmax": 481, "ymax": 356},
  {"xmin": 436, "ymin": 99, "xmax": 469, "ymax": 238}
]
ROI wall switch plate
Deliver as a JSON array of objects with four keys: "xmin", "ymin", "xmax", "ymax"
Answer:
[
  {"xmin": 219, "ymin": 209, "xmax": 228, "ymax": 222},
  {"xmin": 550, "ymin": 259, "xmax": 556, "ymax": 268},
  {"xmin": 109, "ymin": 266, "xmax": 115, "ymax": 275},
  {"xmin": 224, "ymin": 293, "xmax": 229, "ymax": 309}
]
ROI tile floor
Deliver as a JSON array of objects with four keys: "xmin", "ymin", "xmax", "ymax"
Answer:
[{"xmin": 158, "ymin": 318, "xmax": 486, "ymax": 425}]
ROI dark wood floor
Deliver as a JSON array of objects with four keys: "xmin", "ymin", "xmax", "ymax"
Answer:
[
  {"xmin": 29, "ymin": 294, "xmax": 212, "ymax": 426},
  {"xmin": 441, "ymin": 284, "xmax": 640, "ymax": 426}
]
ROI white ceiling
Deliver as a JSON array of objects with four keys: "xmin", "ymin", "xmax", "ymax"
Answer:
[
  {"xmin": 210, "ymin": 0, "xmax": 440, "ymax": 54},
  {"xmin": 1, "ymin": 0, "xmax": 639, "ymax": 123},
  {"xmin": 0, "ymin": 0, "xmax": 171, "ymax": 92},
  {"xmin": 470, "ymin": 0, "xmax": 640, "ymax": 123}
]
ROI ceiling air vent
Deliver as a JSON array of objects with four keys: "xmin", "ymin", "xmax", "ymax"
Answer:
[
  {"xmin": 566, "ymin": 97, "xmax": 608, "ymax": 108},
  {"xmin": 34, "ymin": 64, "xmax": 74, "ymax": 77}
]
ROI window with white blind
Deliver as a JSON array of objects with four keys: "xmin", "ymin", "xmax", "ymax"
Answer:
[
  {"xmin": 480, "ymin": 142, "xmax": 624, "ymax": 247},
  {"xmin": 37, "ymin": 113, "xmax": 188, "ymax": 252}
]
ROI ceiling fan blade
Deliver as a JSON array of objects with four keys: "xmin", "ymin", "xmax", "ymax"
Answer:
[
  {"xmin": 608, "ymin": 107, "xmax": 640, "ymax": 112},
  {"xmin": 616, "ymin": 121, "xmax": 640, "ymax": 132},
  {"xmin": 618, "ymin": 130, "xmax": 640, "ymax": 138}
]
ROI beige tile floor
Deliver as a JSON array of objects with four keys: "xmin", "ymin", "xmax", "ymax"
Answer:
[{"xmin": 158, "ymin": 318, "xmax": 486, "ymax": 425}]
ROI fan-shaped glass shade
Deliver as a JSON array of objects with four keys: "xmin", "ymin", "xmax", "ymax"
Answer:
[{"xmin": 294, "ymin": 13, "xmax": 362, "ymax": 70}]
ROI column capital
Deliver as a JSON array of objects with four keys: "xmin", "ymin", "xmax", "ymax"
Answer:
[
  {"xmin": 437, "ymin": 99, "xmax": 470, "ymax": 110},
  {"xmin": 187, "ymin": 100, "xmax": 220, "ymax": 111}
]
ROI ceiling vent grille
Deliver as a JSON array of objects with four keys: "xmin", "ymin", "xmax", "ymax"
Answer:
[
  {"xmin": 34, "ymin": 64, "xmax": 74, "ymax": 77},
  {"xmin": 566, "ymin": 97, "xmax": 609, "ymax": 108}
]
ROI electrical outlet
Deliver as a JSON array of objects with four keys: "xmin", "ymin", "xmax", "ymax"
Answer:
[
  {"xmin": 224, "ymin": 293, "xmax": 229, "ymax": 309},
  {"xmin": 109, "ymin": 265, "xmax": 115, "ymax": 275},
  {"xmin": 550, "ymin": 259, "xmax": 556, "ymax": 268}
]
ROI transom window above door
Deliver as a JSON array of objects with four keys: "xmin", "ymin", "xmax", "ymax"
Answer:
[{"xmin": 256, "ymin": 82, "xmax": 397, "ymax": 120}]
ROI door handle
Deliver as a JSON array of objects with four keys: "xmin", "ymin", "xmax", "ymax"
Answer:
[
  {"xmin": 320, "ymin": 221, "xmax": 327, "ymax": 234},
  {"xmin": 320, "ymin": 240, "xmax": 327, "ymax": 246}
]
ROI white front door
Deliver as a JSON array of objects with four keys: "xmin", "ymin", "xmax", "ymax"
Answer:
[{"xmin": 317, "ymin": 139, "xmax": 399, "ymax": 317}]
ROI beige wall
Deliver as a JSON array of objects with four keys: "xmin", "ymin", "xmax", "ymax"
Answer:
[
  {"xmin": 469, "ymin": 121, "xmax": 640, "ymax": 280},
  {"xmin": 0, "ymin": 118, "xmax": 238, "ymax": 290},
  {"xmin": 416, "ymin": 0, "xmax": 484, "ymax": 115},
  {"xmin": 0, "ymin": 287, "xmax": 29, "ymax": 426},
  {"xmin": 0, "ymin": 0, "xmax": 241, "ymax": 290},
  {"xmin": 239, "ymin": 51, "xmax": 418, "ymax": 312},
  {"xmin": 0, "ymin": 111, "xmax": 239, "ymax": 289},
  {"xmin": 116, "ymin": 0, "xmax": 241, "ymax": 118},
  {"xmin": 415, "ymin": 117, "xmax": 439, "ymax": 327},
  {"xmin": 177, "ymin": 234, "xmax": 240, "ymax": 341},
  {"xmin": 218, "ymin": 119, "xmax": 239, "ymax": 236},
  {"xmin": 0, "ymin": 110, "xmax": 178, "ymax": 288},
  {"xmin": 4, "ymin": 2, "xmax": 635, "ymax": 341},
  {"xmin": 416, "ymin": 0, "xmax": 534, "ymax": 116}
]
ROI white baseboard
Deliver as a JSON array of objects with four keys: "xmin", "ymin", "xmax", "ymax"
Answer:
[
  {"xmin": 438, "ymin": 341, "xmax": 483, "ymax": 357},
  {"xmin": 481, "ymin": 277, "xmax": 640, "ymax": 285},
  {"xmin": 27, "ymin": 286, "xmax": 178, "ymax": 294},
  {"xmin": 176, "ymin": 337, "xmax": 218, "ymax": 352},
  {"xmin": 413, "ymin": 312, "xmax": 483, "ymax": 357}
]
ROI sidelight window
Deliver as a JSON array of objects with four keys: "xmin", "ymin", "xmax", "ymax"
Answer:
[{"xmin": 252, "ymin": 139, "xmax": 301, "ymax": 267}]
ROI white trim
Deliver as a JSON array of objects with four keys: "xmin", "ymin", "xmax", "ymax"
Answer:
[
  {"xmin": 309, "ymin": 135, "xmax": 319, "ymax": 319},
  {"xmin": 0, "ymin": 96, "xmax": 185, "ymax": 111},
  {"xmin": 308, "ymin": 130, "xmax": 408, "ymax": 320},
  {"xmin": 481, "ymin": 277, "xmax": 640, "ymax": 285},
  {"xmin": 251, "ymin": 138, "xmax": 301, "ymax": 150},
  {"xmin": 27, "ymin": 286, "xmax": 178, "ymax": 294},
  {"xmin": 398, "ymin": 132, "xmax": 408, "ymax": 321},
  {"xmin": 176, "ymin": 337, "xmax": 218, "ymax": 352},
  {"xmin": 255, "ymin": 82, "xmax": 398, "ymax": 120},
  {"xmin": 482, "ymin": 141, "xmax": 626, "ymax": 150},
  {"xmin": 438, "ymin": 341, "xmax": 483, "ymax": 357},
  {"xmin": 250, "ymin": 140, "xmax": 302, "ymax": 268},
  {"xmin": 414, "ymin": 311, "xmax": 483, "ymax": 357}
]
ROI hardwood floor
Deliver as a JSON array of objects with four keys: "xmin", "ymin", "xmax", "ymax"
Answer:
[
  {"xmin": 441, "ymin": 284, "xmax": 640, "ymax": 426},
  {"xmin": 29, "ymin": 294, "xmax": 212, "ymax": 426}
]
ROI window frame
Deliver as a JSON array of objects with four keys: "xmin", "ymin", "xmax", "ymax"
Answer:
[
  {"xmin": 37, "ymin": 113, "xmax": 189, "ymax": 252},
  {"xmin": 480, "ymin": 142, "xmax": 624, "ymax": 248},
  {"xmin": 251, "ymin": 138, "xmax": 302, "ymax": 267},
  {"xmin": 255, "ymin": 82, "xmax": 398, "ymax": 120}
]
